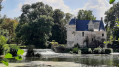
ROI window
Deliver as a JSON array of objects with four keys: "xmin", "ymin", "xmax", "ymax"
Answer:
[
  {"xmin": 92, "ymin": 38, "xmax": 93, "ymax": 41},
  {"xmin": 102, "ymin": 33, "xmax": 104, "ymax": 37},
  {"xmin": 82, "ymin": 32, "xmax": 84, "ymax": 37}
]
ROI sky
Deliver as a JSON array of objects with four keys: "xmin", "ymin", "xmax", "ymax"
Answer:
[{"xmin": 1, "ymin": 0, "xmax": 119, "ymax": 20}]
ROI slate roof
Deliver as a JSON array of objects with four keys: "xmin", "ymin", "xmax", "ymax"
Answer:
[{"xmin": 69, "ymin": 19, "xmax": 105, "ymax": 31}]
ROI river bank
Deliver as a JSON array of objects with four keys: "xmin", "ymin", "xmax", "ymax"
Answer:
[
  {"xmin": 0, "ymin": 61, "xmax": 82, "ymax": 67},
  {"xmin": 0, "ymin": 61, "xmax": 112, "ymax": 67}
]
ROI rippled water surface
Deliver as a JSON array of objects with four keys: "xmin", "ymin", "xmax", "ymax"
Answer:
[{"xmin": 1, "ymin": 49, "xmax": 119, "ymax": 67}]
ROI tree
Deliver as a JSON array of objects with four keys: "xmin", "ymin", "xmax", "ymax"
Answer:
[
  {"xmin": 77, "ymin": 10, "xmax": 96, "ymax": 20},
  {"xmin": 16, "ymin": 2, "xmax": 54, "ymax": 48},
  {"xmin": 1, "ymin": 18, "xmax": 18, "ymax": 43},
  {"xmin": 49, "ymin": 9, "xmax": 72, "ymax": 44},
  {"xmin": 65, "ymin": 13, "xmax": 72, "ymax": 24},
  {"xmin": 105, "ymin": 2, "xmax": 119, "ymax": 40}
]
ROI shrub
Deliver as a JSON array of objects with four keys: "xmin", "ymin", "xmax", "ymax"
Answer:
[
  {"xmin": 72, "ymin": 47, "xmax": 79, "ymax": 54},
  {"xmin": 0, "ymin": 35, "xmax": 7, "ymax": 55},
  {"xmin": 3, "ymin": 44, "xmax": 10, "ymax": 54},
  {"xmin": 9, "ymin": 48, "xmax": 18, "ymax": 57},
  {"xmin": 80, "ymin": 48, "xmax": 88, "ymax": 54},
  {"xmin": 105, "ymin": 48, "xmax": 113, "ymax": 54},
  {"xmin": 93, "ymin": 48, "xmax": 101, "ymax": 54},
  {"xmin": 9, "ymin": 44, "xmax": 19, "ymax": 57}
]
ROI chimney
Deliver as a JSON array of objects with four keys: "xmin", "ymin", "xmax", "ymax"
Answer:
[{"xmin": 101, "ymin": 17, "xmax": 103, "ymax": 21}]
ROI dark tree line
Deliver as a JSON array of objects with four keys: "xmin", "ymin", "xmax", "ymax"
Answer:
[{"xmin": 15, "ymin": 2, "xmax": 72, "ymax": 48}]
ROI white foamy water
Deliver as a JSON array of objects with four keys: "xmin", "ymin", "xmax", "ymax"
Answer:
[
  {"xmin": 22, "ymin": 49, "xmax": 79, "ymax": 58},
  {"xmin": 110, "ymin": 52, "xmax": 119, "ymax": 55}
]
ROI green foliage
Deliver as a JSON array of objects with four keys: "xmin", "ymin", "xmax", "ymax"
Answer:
[
  {"xmin": 49, "ymin": 9, "xmax": 71, "ymax": 44},
  {"xmin": 16, "ymin": 2, "xmax": 54, "ymax": 48},
  {"xmin": 0, "ymin": 17, "xmax": 19, "ymax": 43},
  {"xmin": 109, "ymin": 0, "xmax": 115, "ymax": 4},
  {"xmin": 1, "ymin": 43, "xmax": 24, "ymax": 66},
  {"xmin": 50, "ymin": 42, "xmax": 58, "ymax": 45},
  {"xmin": 80, "ymin": 48, "xmax": 89, "ymax": 54},
  {"xmin": 77, "ymin": 10, "xmax": 96, "ymax": 20},
  {"xmin": 104, "ymin": 41, "xmax": 110, "ymax": 44},
  {"xmin": 17, "ymin": 49, "xmax": 24, "ymax": 55},
  {"xmin": 10, "ymin": 44, "xmax": 20, "ymax": 50},
  {"xmin": 0, "ymin": 35, "xmax": 7, "ymax": 55},
  {"xmin": 1, "ymin": 60, "xmax": 8, "ymax": 66},
  {"xmin": 3, "ymin": 44, "xmax": 10, "ymax": 53},
  {"xmin": 4, "ymin": 53, "xmax": 13, "ymax": 58},
  {"xmin": 105, "ymin": 3, "xmax": 119, "ymax": 40},
  {"xmin": 15, "ymin": 56, "xmax": 22, "ymax": 60},
  {"xmin": 72, "ymin": 47, "xmax": 79, "ymax": 54},
  {"xmin": 0, "ymin": 35, "xmax": 7, "ymax": 45}
]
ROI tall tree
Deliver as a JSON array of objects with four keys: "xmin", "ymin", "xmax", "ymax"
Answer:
[
  {"xmin": 77, "ymin": 10, "xmax": 96, "ymax": 20},
  {"xmin": 65, "ymin": 13, "xmax": 72, "ymax": 24},
  {"xmin": 1, "ymin": 18, "xmax": 18, "ymax": 43},
  {"xmin": 105, "ymin": 2, "xmax": 119, "ymax": 40},
  {"xmin": 16, "ymin": 2, "xmax": 54, "ymax": 48},
  {"xmin": 49, "ymin": 9, "xmax": 72, "ymax": 44}
]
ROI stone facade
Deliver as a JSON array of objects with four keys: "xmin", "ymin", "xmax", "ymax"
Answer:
[{"xmin": 66, "ymin": 19, "xmax": 106, "ymax": 48}]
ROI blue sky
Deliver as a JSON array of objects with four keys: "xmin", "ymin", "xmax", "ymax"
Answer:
[{"xmin": 1, "ymin": 0, "xmax": 118, "ymax": 20}]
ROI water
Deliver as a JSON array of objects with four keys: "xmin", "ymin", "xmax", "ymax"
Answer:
[{"xmin": 1, "ymin": 49, "xmax": 119, "ymax": 67}]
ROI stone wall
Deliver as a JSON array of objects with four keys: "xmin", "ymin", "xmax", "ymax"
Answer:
[{"xmin": 67, "ymin": 28, "xmax": 106, "ymax": 48}]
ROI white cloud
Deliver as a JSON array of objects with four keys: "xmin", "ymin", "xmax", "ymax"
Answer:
[
  {"xmin": 16, "ymin": 0, "xmax": 71, "ymax": 13},
  {"xmin": 73, "ymin": 0, "xmax": 113, "ymax": 20},
  {"xmin": 14, "ymin": 0, "xmax": 112, "ymax": 20}
]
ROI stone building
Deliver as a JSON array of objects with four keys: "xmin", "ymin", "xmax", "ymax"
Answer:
[{"xmin": 66, "ymin": 18, "xmax": 106, "ymax": 48}]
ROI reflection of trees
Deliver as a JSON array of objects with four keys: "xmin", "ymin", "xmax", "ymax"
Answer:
[{"xmin": 79, "ymin": 55, "xmax": 115, "ymax": 66}]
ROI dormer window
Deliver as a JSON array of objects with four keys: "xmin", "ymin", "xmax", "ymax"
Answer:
[{"xmin": 88, "ymin": 20, "xmax": 94, "ymax": 31}]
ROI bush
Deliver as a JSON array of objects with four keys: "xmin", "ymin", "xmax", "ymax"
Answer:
[
  {"xmin": 9, "ymin": 44, "xmax": 19, "ymax": 57},
  {"xmin": 9, "ymin": 48, "xmax": 18, "ymax": 57},
  {"xmin": 105, "ymin": 48, "xmax": 113, "ymax": 54},
  {"xmin": 3, "ymin": 44, "xmax": 10, "ymax": 54},
  {"xmin": 80, "ymin": 48, "xmax": 89, "ymax": 54},
  {"xmin": 72, "ymin": 47, "xmax": 79, "ymax": 54},
  {"xmin": 0, "ymin": 35, "xmax": 7, "ymax": 55},
  {"xmin": 93, "ymin": 48, "xmax": 101, "ymax": 54}
]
